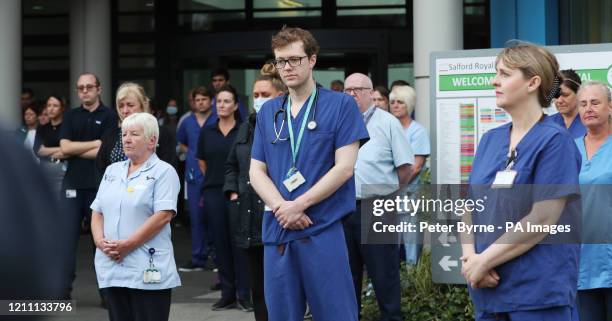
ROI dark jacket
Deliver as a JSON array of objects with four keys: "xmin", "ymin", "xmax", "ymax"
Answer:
[
  {"xmin": 95, "ymin": 124, "xmax": 178, "ymax": 183},
  {"xmin": 223, "ymin": 113, "xmax": 264, "ymax": 249}
]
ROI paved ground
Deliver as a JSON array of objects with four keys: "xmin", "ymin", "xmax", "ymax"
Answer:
[{"xmin": 48, "ymin": 223, "xmax": 255, "ymax": 321}]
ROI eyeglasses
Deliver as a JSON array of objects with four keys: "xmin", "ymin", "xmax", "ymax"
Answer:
[
  {"xmin": 344, "ymin": 87, "xmax": 372, "ymax": 95},
  {"xmin": 76, "ymin": 84, "xmax": 97, "ymax": 92},
  {"xmin": 273, "ymin": 56, "xmax": 308, "ymax": 69}
]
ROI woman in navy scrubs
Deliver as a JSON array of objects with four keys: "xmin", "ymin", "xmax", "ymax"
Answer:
[
  {"xmin": 551, "ymin": 69, "xmax": 586, "ymax": 138},
  {"xmin": 461, "ymin": 43, "xmax": 582, "ymax": 321}
]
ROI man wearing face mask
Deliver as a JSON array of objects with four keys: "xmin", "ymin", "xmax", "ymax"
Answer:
[
  {"xmin": 163, "ymin": 99, "xmax": 179, "ymax": 134},
  {"xmin": 223, "ymin": 63, "xmax": 285, "ymax": 321}
]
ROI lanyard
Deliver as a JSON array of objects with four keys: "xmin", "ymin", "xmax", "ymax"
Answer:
[
  {"xmin": 286, "ymin": 87, "xmax": 317, "ymax": 168},
  {"xmin": 363, "ymin": 106, "xmax": 377, "ymax": 127}
]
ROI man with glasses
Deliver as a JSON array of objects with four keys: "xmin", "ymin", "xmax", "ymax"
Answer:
[
  {"xmin": 59, "ymin": 72, "xmax": 116, "ymax": 299},
  {"xmin": 249, "ymin": 27, "xmax": 369, "ymax": 321},
  {"xmin": 343, "ymin": 73, "xmax": 413, "ymax": 321}
]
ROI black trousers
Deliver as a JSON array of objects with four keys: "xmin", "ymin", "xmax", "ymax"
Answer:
[
  {"xmin": 102, "ymin": 287, "xmax": 171, "ymax": 321},
  {"xmin": 245, "ymin": 246, "xmax": 268, "ymax": 321},
  {"xmin": 202, "ymin": 187, "xmax": 250, "ymax": 300},
  {"xmin": 343, "ymin": 205, "xmax": 402, "ymax": 321},
  {"xmin": 61, "ymin": 186, "xmax": 97, "ymax": 298}
]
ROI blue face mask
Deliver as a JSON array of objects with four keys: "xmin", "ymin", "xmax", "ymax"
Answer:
[
  {"xmin": 166, "ymin": 106, "xmax": 178, "ymax": 115},
  {"xmin": 253, "ymin": 97, "xmax": 272, "ymax": 113}
]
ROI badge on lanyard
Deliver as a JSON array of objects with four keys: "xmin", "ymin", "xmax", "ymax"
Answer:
[
  {"xmin": 282, "ymin": 87, "xmax": 317, "ymax": 192},
  {"xmin": 143, "ymin": 248, "xmax": 161, "ymax": 284},
  {"xmin": 492, "ymin": 149, "xmax": 517, "ymax": 189}
]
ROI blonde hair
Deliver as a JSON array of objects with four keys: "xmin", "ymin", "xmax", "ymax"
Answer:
[
  {"xmin": 496, "ymin": 43, "xmax": 561, "ymax": 106},
  {"xmin": 254, "ymin": 62, "xmax": 287, "ymax": 93},
  {"xmin": 115, "ymin": 82, "xmax": 150, "ymax": 120},
  {"xmin": 121, "ymin": 112, "xmax": 159, "ymax": 147},
  {"xmin": 578, "ymin": 81, "xmax": 612, "ymax": 103},
  {"xmin": 390, "ymin": 85, "xmax": 417, "ymax": 115}
]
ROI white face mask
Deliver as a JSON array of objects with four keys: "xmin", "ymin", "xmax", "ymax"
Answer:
[
  {"xmin": 166, "ymin": 106, "xmax": 178, "ymax": 115},
  {"xmin": 253, "ymin": 97, "xmax": 272, "ymax": 113}
]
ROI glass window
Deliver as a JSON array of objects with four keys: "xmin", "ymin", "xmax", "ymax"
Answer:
[
  {"xmin": 178, "ymin": 12, "xmax": 246, "ymax": 31},
  {"xmin": 23, "ymin": 46, "xmax": 68, "ymax": 58},
  {"xmin": 118, "ymin": 0, "xmax": 154, "ymax": 12},
  {"xmin": 254, "ymin": 10, "xmax": 321, "ymax": 18},
  {"xmin": 562, "ymin": 0, "xmax": 612, "ymax": 44},
  {"xmin": 119, "ymin": 57, "xmax": 156, "ymax": 69},
  {"xmin": 23, "ymin": 59, "xmax": 69, "ymax": 71},
  {"xmin": 119, "ymin": 44, "xmax": 155, "ymax": 56},
  {"xmin": 22, "ymin": 0, "xmax": 69, "ymax": 16},
  {"xmin": 179, "ymin": 0, "xmax": 245, "ymax": 11},
  {"xmin": 23, "ymin": 17, "xmax": 69, "ymax": 35},
  {"xmin": 337, "ymin": 0, "xmax": 404, "ymax": 6},
  {"xmin": 254, "ymin": 0, "xmax": 321, "ymax": 9},
  {"xmin": 118, "ymin": 15, "xmax": 155, "ymax": 32},
  {"xmin": 338, "ymin": 8, "xmax": 404, "ymax": 16}
]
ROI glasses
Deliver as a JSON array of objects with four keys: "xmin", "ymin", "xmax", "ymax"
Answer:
[
  {"xmin": 76, "ymin": 84, "xmax": 97, "ymax": 92},
  {"xmin": 344, "ymin": 87, "xmax": 372, "ymax": 95},
  {"xmin": 273, "ymin": 56, "xmax": 308, "ymax": 69}
]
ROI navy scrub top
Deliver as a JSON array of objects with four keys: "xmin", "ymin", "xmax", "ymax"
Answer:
[
  {"xmin": 251, "ymin": 88, "xmax": 369, "ymax": 245},
  {"xmin": 468, "ymin": 115, "xmax": 581, "ymax": 313},
  {"xmin": 549, "ymin": 112, "xmax": 586, "ymax": 139}
]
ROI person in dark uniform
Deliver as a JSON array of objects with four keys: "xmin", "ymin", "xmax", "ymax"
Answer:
[
  {"xmin": 59, "ymin": 72, "xmax": 117, "ymax": 298},
  {"xmin": 197, "ymin": 85, "xmax": 251, "ymax": 311},
  {"xmin": 34, "ymin": 95, "xmax": 67, "ymax": 196}
]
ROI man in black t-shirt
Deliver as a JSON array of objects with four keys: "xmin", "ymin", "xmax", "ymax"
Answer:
[{"xmin": 59, "ymin": 73, "xmax": 116, "ymax": 297}]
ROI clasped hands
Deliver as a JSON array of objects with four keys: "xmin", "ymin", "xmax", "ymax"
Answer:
[
  {"xmin": 460, "ymin": 253, "xmax": 500, "ymax": 289},
  {"xmin": 273, "ymin": 200, "xmax": 312, "ymax": 230},
  {"xmin": 96, "ymin": 238, "xmax": 135, "ymax": 263}
]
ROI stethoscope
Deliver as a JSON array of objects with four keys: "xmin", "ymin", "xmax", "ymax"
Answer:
[{"xmin": 272, "ymin": 88, "xmax": 319, "ymax": 144}]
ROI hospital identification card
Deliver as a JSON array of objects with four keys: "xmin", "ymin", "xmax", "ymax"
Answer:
[
  {"xmin": 283, "ymin": 170, "xmax": 306, "ymax": 192},
  {"xmin": 492, "ymin": 170, "xmax": 517, "ymax": 189}
]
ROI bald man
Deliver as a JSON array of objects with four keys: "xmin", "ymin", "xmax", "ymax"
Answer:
[{"xmin": 342, "ymin": 73, "xmax": 414, "ymax": 321}]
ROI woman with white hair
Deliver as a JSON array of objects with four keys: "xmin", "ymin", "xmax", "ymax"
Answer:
[
  {"xmin": 574, "ymin": 81, "xmax": 612, "ymax": 321},
  {"xmin": 389, "ymin": 85, "xmax": 431, "ymax": 265},
  {"xmin": 91, "ymin": 112, "xmax": 181, "ymax": 321}
]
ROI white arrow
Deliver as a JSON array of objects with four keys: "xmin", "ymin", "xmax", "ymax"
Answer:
[
  {"xmin": 439, "ymin": 255, "xmax": 458, "ymax": 272},
  {"xmin": 438, "ymin": 232, "xmax": 457, "ymax": 247}
]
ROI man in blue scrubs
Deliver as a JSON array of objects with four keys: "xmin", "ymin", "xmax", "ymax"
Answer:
[
  {"xmin": 249, "ymin": 27, "xmax": 369, "ymax": 321},
  {"xmin": 343, "ymin": 73, "xmax": 413, "ymax": 321}
]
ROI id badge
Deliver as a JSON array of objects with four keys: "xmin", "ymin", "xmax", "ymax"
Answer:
[
  {"xmin": 65, "ymin": 189, "xmax": 77, "ymax": 198},
  {"xmin": 492, "ymin": 170, "xmax": 517, "ymax": 189},
  {"xmin": 283, "ymin": 170, "xmax": 306, "ymax": 192},
  {"xmin": 143, "ymin": 269, "xmax": 161, "ymax": 283}
]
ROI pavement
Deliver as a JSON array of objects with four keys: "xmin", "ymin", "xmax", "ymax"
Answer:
[{"xmin": 48, "ymin": 223, "xmax": 256, "ymax": 321}]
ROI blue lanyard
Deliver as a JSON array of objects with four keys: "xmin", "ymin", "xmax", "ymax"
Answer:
[{"xmin": 286, "ymin": 87, "xmax": 317, "ymax": 170}]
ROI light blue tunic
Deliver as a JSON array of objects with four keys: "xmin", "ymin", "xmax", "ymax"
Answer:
[
  {"xmin": 575, "ymin": 135, "xmax": 612, "ymax": 290},
  {"xmin": 355, "ymin": 106, "xmax": 414, "ymax": 199},
  {"xmin": 91, "ymin": 153, "xmax": 181, "ymax": 290}
]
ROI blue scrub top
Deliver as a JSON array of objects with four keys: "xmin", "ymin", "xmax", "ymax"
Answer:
[
  {"xmin": 575, "ymin": 135, "xmax": 612, "ymax": 290},
  {"xmin": 549, "ymin": 112, "xmax": 586, "ymax": 139},
  {"xmin": 468, "ymin": 115, "xmax": 581, "ymax": 313},
  {"xmin": 251, "ymin": 88, "xmax": 369, "ymax": 245},
  {"xmin": 176, "ymin": 113, "xmax": 216, "ymax": 183}
]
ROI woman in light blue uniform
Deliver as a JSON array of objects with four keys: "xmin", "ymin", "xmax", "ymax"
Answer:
[
  {"xmin": 462, "ymin": 43, "xmax": 581, "ymax": 321},
  {"xmin": 91, "ymin": 113, "xmax": 181, "ymax": 321},
  {"xmin": 574, "ymin": 81, "xmax": 612, "ymax": 321},
  {"xmin": 550, "ymin": 69, "xmax": 586, "ymax": 139}
]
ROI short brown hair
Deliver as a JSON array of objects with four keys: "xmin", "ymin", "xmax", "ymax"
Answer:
[
  {"xmin": 192, "ymin": 86, "xmax": 213, "ymax": 99},
  {"xmin": 271, "ymin": 26, "xmax": 319, "ymax": 57},
  {"xmin": 496, "ymin": 43, "xmax": 561, "ymax": 107}
]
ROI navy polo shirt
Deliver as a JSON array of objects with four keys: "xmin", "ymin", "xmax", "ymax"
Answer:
[
  {"xmin": 59, "ymin": 104, "xmax": 117, "ymax": 189},
  {"xmin": 196, "ymin": 120, "xmax": 240, "ymax": 190}
]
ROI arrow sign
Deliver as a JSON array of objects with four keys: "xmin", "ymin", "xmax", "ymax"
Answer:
[
  {"xmin": 439, "ymin": 255, "xmax": 458, "ymax": 272},
  {"xmin": 438, "ymin": 232, "xmax": 457, "ymax": 247}
]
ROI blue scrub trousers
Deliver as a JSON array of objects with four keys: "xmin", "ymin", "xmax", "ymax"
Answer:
[
  {"xmin": 202, "ymin": 187, "xmax": 250, "ymax": 301},
  {"xmin": 578, "ymin": 288, "xmax": 612, "ymax": 321},
  {"xmin": 475, "ymin": 305, "xmax": 579, "ymax": 321},
  {"xmin": 343, "ymin": 207, "xmax": 402, "ymax": 321},
  {"xmin": 264, "ymin": 221, "xmax": 358, "ymax": 321},
  {"xmin": 186, "ymin": 179, "xmax": 212, "ymax": 266}
]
